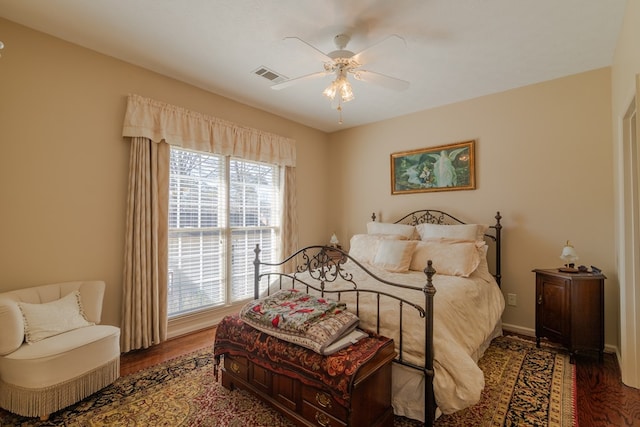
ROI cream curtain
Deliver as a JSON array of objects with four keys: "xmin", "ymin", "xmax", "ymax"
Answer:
[
  {"xmin": 121, "ymin": 137, "xmax": 169, "ymax": 352},
  {"xmin": 281, "ymin": 166, "xmax": 298, "ymax": 273},
  {"xmin": 121, "ymin": 94, "xmax": 297, "ymax": 351}
]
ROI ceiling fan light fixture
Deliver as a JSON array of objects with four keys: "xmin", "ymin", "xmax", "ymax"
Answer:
[
  {"xmin": 322, "ymin": 80, "xmax": 338, "ymax": 99},
  {"xmin": 323, "ymin": 75, "xmax": 354, "ymax": 103},
  {"xmin": 339, "ymin": 78, "xmax": 354, "ymax": 102}
]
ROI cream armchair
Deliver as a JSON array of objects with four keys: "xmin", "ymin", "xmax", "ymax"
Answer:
[{"xmin": 0, "ymin": 281, "xmax": 120, "ymax": 419}]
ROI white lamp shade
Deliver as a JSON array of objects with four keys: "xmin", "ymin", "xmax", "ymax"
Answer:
[{"xmin": 560, "ymin": 242, "xmax": 578, "ymax": 263}]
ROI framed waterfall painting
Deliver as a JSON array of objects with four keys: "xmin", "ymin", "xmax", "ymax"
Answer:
[{"xmin": 390, "ymin": 140, "xmax": 476, "ymax": 194}]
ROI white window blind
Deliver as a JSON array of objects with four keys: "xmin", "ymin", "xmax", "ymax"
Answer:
[{"xmin": 168, "ymin": 147, "xmax": 280, "ymax": 317}]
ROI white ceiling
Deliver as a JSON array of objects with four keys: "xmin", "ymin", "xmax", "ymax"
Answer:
[{"xmin": 0, "ymin": 0, "xmax": 627, "ymax": 132}]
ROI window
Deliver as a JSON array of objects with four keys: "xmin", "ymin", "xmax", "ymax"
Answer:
[{"xmin": 168, "ymin": 147, "xmax": 280, "ymax": 317}]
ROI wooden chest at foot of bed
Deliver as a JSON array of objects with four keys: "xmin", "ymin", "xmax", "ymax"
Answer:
[{"xmin": 220, "ymin": 343, "xmax": 396, "ymax": 427}]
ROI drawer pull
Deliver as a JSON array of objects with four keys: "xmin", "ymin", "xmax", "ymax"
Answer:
[
  {"xmin": 315, "ymin": 392, "xmax": 332, "ymax": 408},
  {"xmin": 537, "ymin": 295, "xmax": 543, "ymax": 305},
  {"xmin": 315, "ymin": 411, "xmax": 331, "ymax": 427},
  {"xmin": 230, "ymin": 361, "xmax": 241, "ymax": 374}
]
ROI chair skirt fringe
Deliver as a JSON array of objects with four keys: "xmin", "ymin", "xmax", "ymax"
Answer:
[{"xmin": 0, "ymin": 357, "xmax": 120, "ymax": 418}]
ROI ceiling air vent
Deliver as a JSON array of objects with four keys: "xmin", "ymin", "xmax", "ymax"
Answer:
[{"xmin": 253, "ymin": 66, "xmax": 287, "ymax": 84}]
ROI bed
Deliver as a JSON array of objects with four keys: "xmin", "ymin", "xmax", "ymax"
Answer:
[{"xmin": 215, "ymin": 209, "xmax": 504, "ymax": 426}]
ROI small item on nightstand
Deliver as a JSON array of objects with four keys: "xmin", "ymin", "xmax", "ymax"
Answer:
[
  {"xmin": 329, "ymin": 233, "xmax": 340, "ymax": 248},
  {"xmin": 577, "ymin": 265, "xmax": 589, "ymax": 273},
  {"xmin": 325, "ymin": 233, "xmax": 345, "ymax": 264},
  {"xmin": 559, "ymin": 240, "xmax": 579, "ymax": 272}
]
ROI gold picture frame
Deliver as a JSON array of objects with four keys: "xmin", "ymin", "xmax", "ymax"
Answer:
[{"xmin": 391, "ymin": 140, "xmax": 476, "ymax": 194}]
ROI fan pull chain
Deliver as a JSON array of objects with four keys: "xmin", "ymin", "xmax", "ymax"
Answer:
[{"xmin": 337, "ymin": 104, "xmax": 343, "ymax": 124}]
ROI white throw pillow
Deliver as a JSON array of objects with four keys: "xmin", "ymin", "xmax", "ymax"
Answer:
[
  {"xmin": 373, "ymin": 240, "xmax": 418, "ymax": 273},
  {"xmin": 349, "ymin": 234, "xmax": 405, "ymax": 264},
  {"xmin": 410, "ymin": 239, "xmax": 481, "ymax": 277},
  {"xmin": 18, "ymin": 291, "xmax": 94, "ymax": 343},
  {"xmin": 416, "ymin": 223, "xmax": 488, "ymax": 242},
  {"xmin": 366, "ymin": 222, "xmax": 416, "ymax": 239}
]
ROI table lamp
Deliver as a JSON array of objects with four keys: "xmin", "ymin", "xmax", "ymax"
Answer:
[{"xmin": 559, "ymin": 240, "xmax": 579, "ymax": 272}]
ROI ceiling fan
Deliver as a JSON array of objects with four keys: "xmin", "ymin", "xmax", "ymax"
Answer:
[{"xmin": 271, "ymin": 33, "xmax": 410, "ymax": 122}]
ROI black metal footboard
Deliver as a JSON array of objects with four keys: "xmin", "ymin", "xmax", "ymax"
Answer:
[{"xmin": 252, "ymin": 244, "xmax": 438, "ymax": 425}]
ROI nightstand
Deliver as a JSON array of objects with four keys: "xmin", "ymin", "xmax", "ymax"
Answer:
[
  {"xmin": 321, "ymin": 246, "xmax": 346, "ymax": 264},
  {"xmin": 533, "ymin": 268, "xmax": 605, "ymax": 363}
]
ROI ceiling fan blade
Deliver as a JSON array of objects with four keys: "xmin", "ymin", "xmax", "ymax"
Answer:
[
  {"xmin": 352, "ymin": 34, "xmax": 407, "ymax": 66},
  {"xmin": 282, "ymin": 36, "xmax": 332, "ymax": 63},
  {"xmin": 271, "ymin": 71, "xmax": 330, "ymax": 90},
  {"xmin": 352, "ymin": 70, "xmax": 410, "ymax": 91}
]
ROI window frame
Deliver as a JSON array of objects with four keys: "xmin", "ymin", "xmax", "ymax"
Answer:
[{"xmin": 167, "ymin": 146, "xmax": 281, "ymax": 324}]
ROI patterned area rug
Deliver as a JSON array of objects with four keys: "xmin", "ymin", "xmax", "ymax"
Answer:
[
  {"xmin": 0, "ymin": 335, "xmax": 576, "ymax": 427},
  {"xmin": 428, "ymin": 335, "xmax": 576, "ymax": 427}
]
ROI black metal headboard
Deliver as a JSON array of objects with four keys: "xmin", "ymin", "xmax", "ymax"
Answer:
[{"xmin": 372, "ymin": 210, "xmax": 502, "ymax": 287}]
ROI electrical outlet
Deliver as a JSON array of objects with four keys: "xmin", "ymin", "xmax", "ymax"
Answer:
[{"xmin": 507, "ymin": 293, "xmax": 517, "ymax": 306}]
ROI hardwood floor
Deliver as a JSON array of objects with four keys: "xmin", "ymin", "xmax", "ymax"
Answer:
[
  {"xmin": 119, "ymin": 327, "xmax": 640, "ymax": 426},
  {"xmin": 119, "ymin": 327, "xmax": 217, "ymax": 376},
  {"xmin": 574, "ymin": 351, "xmax": 640, "ymax": 427}
]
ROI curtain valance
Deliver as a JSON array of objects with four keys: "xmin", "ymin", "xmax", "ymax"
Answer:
[{"xmin": 122, "ymin": 94, "xmax": 296, "ymax": 167}]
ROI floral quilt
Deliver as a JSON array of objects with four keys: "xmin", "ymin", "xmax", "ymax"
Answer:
[{"xmin": 239, "ymin": 289, "xmax": 359, "ymax": 355}]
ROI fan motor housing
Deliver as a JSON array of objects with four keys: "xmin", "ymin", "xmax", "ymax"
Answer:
[{"xmin": 328, "ymin": 49, "xmax": 355, "ymax": 60}]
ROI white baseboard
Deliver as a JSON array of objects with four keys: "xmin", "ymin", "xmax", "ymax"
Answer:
[
  {"xmin": 501, "ymin": 322, "xmax": 618, "ymax": 355},
  {"xmin": 501, "ymin": 323, "xmax": 535, "ymax": 337},
  {"xmin": 605, "ymin": 343, "xmax": 618, "ymax": 354},
  {"xmin": 167, "ymin": 303, "xmax": 241, "ymax": 340}
]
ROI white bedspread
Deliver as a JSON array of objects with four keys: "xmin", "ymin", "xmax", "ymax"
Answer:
[{"xmin": 267, "ymin": 261, "xmax": 505, "ymax": 417}]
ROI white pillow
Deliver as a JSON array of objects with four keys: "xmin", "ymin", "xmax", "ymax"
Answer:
[
  {"xmin": 410, "ymin": 239, "xmax": 481, "ymax": 277},
  {"xmin": 366, "ymin": 221, "xmax": 416, "ymax": 239},
  {"xmin": 472, "ymin": 243, "xmax": 494, "ymax": 282},
  {"xmin": 373, "ymin": 240, "xmax": 418, "ymax": 273},
  {"xmin": 18, "ymin": 291, "xmax": 94, "ymax": 343},
  {"xmin": 349, "ymin": 234, "xmax": 405, "ymax": 264},
  {"xmin": 416, "ymin": 223, "xmax": 488, "ymax": 242}
]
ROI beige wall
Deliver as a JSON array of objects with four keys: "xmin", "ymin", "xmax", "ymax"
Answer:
[
  {"xmin": 0, "ymin": 16, "xmax": 622, "ymax": 351},
  {"xmin": 0, "ymin": 19, "xmax": 329, "ymax": 327},
  {"xmin": 328, "ymin": 68, "xmax": 617, "ymax": 347}
]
